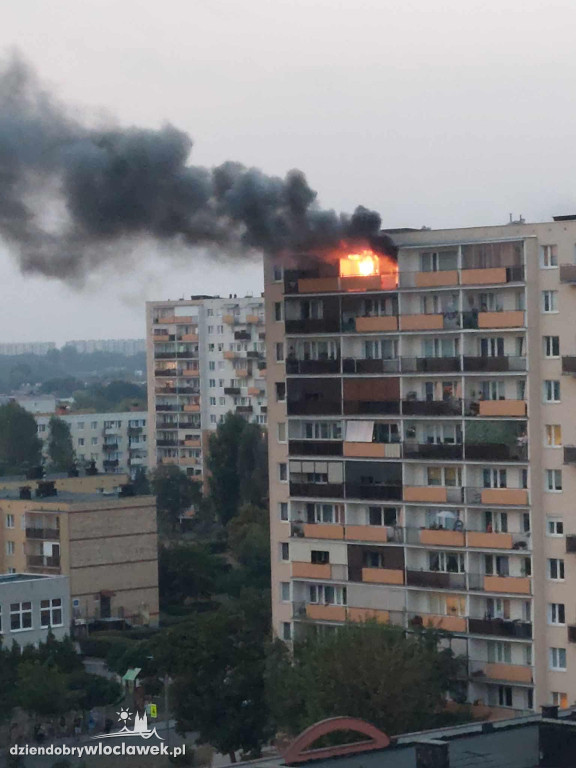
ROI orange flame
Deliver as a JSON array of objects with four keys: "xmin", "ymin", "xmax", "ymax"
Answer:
[{"xmin": 339, "ymin": 249, "xmax": 380, "ymax": 278}]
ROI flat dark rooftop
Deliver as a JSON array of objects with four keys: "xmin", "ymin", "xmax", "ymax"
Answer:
[{"xmin": 0, "ymin": 573, "xmax": 51, "ymax": 584}]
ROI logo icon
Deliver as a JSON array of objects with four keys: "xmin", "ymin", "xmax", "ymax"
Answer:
[{"xmin": 91, "ymin": 707, "xmax": 164, "ymax": 741}]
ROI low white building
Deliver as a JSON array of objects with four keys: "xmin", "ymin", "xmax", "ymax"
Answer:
[
  {"xmin": 36, "ymin": 411, "xmax": 148, "ymax": 476},
  {"xmin": 0, "ymin": 573, "xmax": 70, "ymax": 646}
]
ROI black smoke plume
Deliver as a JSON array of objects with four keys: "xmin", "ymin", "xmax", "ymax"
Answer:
[{"xmin": 0, "ymin": 55, "xmax": 388, "ymax": 281}]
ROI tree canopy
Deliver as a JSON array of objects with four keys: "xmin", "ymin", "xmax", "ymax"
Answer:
[
  {"xmin": 0, "ymin": 401, "xmax": 43, "ymax": 473},
  {"xmin": 150, "ymin": 464, "xmax": 202, "ymax": 533},
  {"xmin": 47, "ymin": 415, "xmax": 75, "ymax": 471}
]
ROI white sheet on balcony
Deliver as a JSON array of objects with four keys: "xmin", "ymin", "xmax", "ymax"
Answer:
[{"xmin": 345, "ymin": 420, "xmax": 374, "ymax": 442}]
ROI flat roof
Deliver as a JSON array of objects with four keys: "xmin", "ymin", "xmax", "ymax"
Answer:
[
  {"xmin": 0, "ymin": 489, "xmax": 155, "ymax": 505},
  {"xmin": 0, "ymin": 573, "xmax": 53, "ymax": 584}
]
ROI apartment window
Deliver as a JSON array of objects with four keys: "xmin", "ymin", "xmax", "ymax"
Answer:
[
  {"xmin": 544, "ymin": 380, "xmax": 561, "ymax": 403},
  {"xmin": 209, "ymin": 379, "xmax": 216, "ymax": 387},
  {"xmin": 545, "ymin": 425, "xmax": 562, "ymax": 447},
  {"xmin": 91, "ymin": 421, "xmax": 98, "ymax": 429},
  {"xmin": 550, "ymin": 647, "xmax": 567, "ymax": 671},
  {"xmin": 487, "ymin": 641, "xmax": 512, "ymax": 664},
  {"xmin": 279, "ymin": 502, "xmax": 289, "ymax": 521},
  {"xmin": 273, "ymin": 264, "xmax": 283, "ymax": 281},
  {"xmin": 210, "ymin": 415, "xmax": 217, "ymax": 424},
  {"xmin": 207, "ymin": 308, "xmax": 214, "ymax": 316},
  {"xmin": 217, "ymin": 325, "xmax": 224, "ymax": 334},
  {"xmin": 541, "ymin": 245, "xmax": 558, "ymax": 268},
  {"xmin": 5, "ymin": 541, "xmax": 14, "ymax": 556},
  {"xmin": 78, "ymin": 438, "xmax": 85, "ymax": 446},
  {"xmin": 281, "ymin": 542, "xmax": 289, "ymax": 561},
  {"xmin": 40, "ymin": 598, "xmax": 63, "ymax": 628},
  {"xmin": 552, "ymin": 692, "xmax": 569, "ymax": 709},
  {"xmin": 282, "ymin": 622, "xmax": 292, "ymax": 641},
  {"xmin": 369, "ymin": 506, "xmax": 398, "ymax": 526},
  {"xmin": 278, "ymin": 422, "xmax": 286, "ymax": 442},
  {"xmin": 208, "ymin": 325, "xmax": 214, "ymax": 333},
  {"xmin": 276, "ymin": 382, "xmax": 286, "ymax": 402},
  {"xmin": 546, "ymin": 469, "xmax": 562, "ymax": 492},
  {"xmin": 542, "ymin": 290, "xmax": 559, "ymax": 313},
  {"xmin": 274, "ymin": 302, "xmax": 283, "ymax": 321},
  {"xmin": 5, "ymin": 514, "xmax": 14, "ymax": 529},
  {"xmin": 549, "ymin": 603, "xmax": 566, "ymax": 625},
  {"xmin": 77, "ymin": 421, "xmax": 85, "ymax": 429},
  {"xmin": 428, "ymin": 551, "xmax": 465, "ymax": 573},
  {"xmin": 209, "ymin": 397, "xmax": 216, "ymax": 405},
  {"xmin": 10, "ymin": 602, "xmax": 32, "ymax": 631},
  {"xmin": 280, "ymin": 582, "xmax": 291, "ymax": 602},
  {"xmin": 548, "ymin": 558, "xmax": 565, "ymax": 580},
  {"xmin": 7, "ymin": 568, "xmax": 15, "ymax": 575},
  {"xmin": 308, "ymin": 584, "xmax": 347, "ymax": 605},
  {"xmin": 208, "ymin": 343, "xmax": 215, "ymax": 352},
  {"xmin": 547, "ymin": 518, "xmax": 564, "ymax": 536},
  {"xmin": 276, "ymin": 343, "xmax": 285, "ymax": 362},
  {"xmin": 37, "ymin": 424, "xmax": 46, "ymax": 433},
  {"xmin": 543, "ymin": 336, "xmax": 560, "ymax": 358},
  {"xmin": 279, "ymin": 463, "xmax": 288, "ymax": 482},
  {"xmin": 420, "ymin": 250, "xmax": 457, "ymax": 272},
  {"xmin": 219, "ymin": 397, "xmax": 226, "ymax": 405},
  {"xmin": 498, "ymin": 686, "xmax": 513, "ymax": 707},
  {"xmin": 219, "ymin": 379, "xmax": 225, "ymax": 387}
]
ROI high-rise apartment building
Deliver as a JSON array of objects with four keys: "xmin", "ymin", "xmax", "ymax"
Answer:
[
  {"xmin": 146, "ymin": 295, "xmax": 267, "ymax": 480},
  {"xmin": 266, "ymin": 217, "xmax": 576, "ymax": 714},
  {"xmin": 63, "ymin": 339, "xmax": 146, "ymax": 355}
]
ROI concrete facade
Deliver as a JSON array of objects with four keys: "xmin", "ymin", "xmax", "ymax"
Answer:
[
  {"xmin": 146, "ymin": 295, "xmax": 267, "ymax": 481},
  {"xmin": 266, "ymin": 217, "xmax": 576, "ymax": 713},
  {"xmin": 0, "ymin": 572, "xmax": 70, "ymax": 646}
]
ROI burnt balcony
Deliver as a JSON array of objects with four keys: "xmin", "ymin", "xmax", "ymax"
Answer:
[
  {"xmin": 286, "ymin": 358, "xmax": 340, "ymax": 375},
  {"xmin": 345, "ymin": 482, "xmax": 402, "ymax": 501},
  {"xmin": 462, "ymin": 356, "xmax": 526, "ymax": 372},
  {"xmin": 403, "ymin": 442, "xmax": 463, "ymax": 460},
  {"xmin": 27, "ymin": 555, "xmax": 61, "ymax": 570},
  {"xmin": 560, "ymin": 264, "xmax": 576, "ymax": 283},
  {"xmin": 342, "ymin": 358, "xmax": 400, "ymax": 374},
  {"xmin": 235, "ymin": 331, "xmax": 251, "ymax": 341},
  {"xmin": 178, "ymin": 421, "xmax": 201, "ymax": 429},
  {"xmin": 285, "ymin": 319, "xmax": 341, "ymax": 334},
  {"xmin": 402, "ymin": 399, "xmax": 462, "ymax": 416},
  {"xmin": 406, "ymin": 570, "xmax": 466, "ymax": 589},
  {"xmin": 224, "ymin": 387, "xmax": 241, "ymax": 395},
  {"xmin": 343, "ymin": 400, "xmax": 400, "ymax": 415},
  {"xmin": 235, "ymin": 405, "xmax": 253, "ymax": 414},
  {"xmin": 562, "ymin": 357, "xmax": 576, "ymax": 375},
  {"xmin": 154, "ymin": 351, "xmax": 177, "ymax": 360},
  {"xmin": 401, "ymin": 357, "xmax": 461, "ymax": 373},
  {"xmin": 287, "ymin": 399, "xmax": 342, "ymax": 416},
  {"xmin": 464, "ymin": 444, "xmax": 528, "ymax": 461},
  {"xmin": 289, "ymin": 482, "xmax": 344, "ymax": 498},
  {"xmin": 26, "ymin": 527, "xmax": 60, "ymax": 540},
  {"xmin": 288, "ymin": 440, "xmax": 343, "ymax": 457},
  {"xmin": 154, "ymin": 369, "xmax": 175, "ymax": 377},
  {"xmin": 155, "ymin": 404, "xmax": 178, "ymax": 412},
  {"xmin": 468, "ymin": 617, "xmax": 532, "ymax": 639},
  {"xmin": 564, "ymin": 446, "xmax": 576, "ymax": 464}
]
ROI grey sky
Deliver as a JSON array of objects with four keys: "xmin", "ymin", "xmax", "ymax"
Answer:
[{"xmin": 1, "ymin": 0, "xmax": 576, "ymax": 343}]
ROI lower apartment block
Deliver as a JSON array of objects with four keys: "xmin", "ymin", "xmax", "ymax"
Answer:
[
  {"xmin": 266, "ymin": 217, "xmax": 576, "ymax": 714},
  {"xmin": 0, "ymin": 479, "xmax": 159, "ymax": 628}
]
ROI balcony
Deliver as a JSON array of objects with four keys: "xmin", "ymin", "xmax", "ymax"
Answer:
[
  {"xmin": 361, "ymin": 567, "xmax": 404, "ymax": 585},
  {"xmin": 342, "ymin": 358, "xmax": 400, "ymax": 374},
  {"xmin": 472, "ymin": 400, "xmax": 527, "ymax": 417},
  {"xmin": 347, "ymin": 607, "xmax": 390, "ymax": 623},
  {"xmin": 305, "ymin": 604, "xmax": 346, "ymax": 622},
  {"xmin": 287, "ymin": 400, "xmax": 342, "ymax": 416},
  {"xmin": 288, "ymin": 440, "xmax": 343, "ymax": 457},
  {"xmin": 470, "ymin": 660, "xmax": 533, "ymax": 684},
  {"xmin": 401, "ymin": 357, "xmax": 461, "ymax": 373},
  {"xmin": 27, "ymin": 555, "xmax": 61, "ymax": 570},
  {"xmin": 466, "ymin": 487, "xmax": 529, "ymax": 506},
  {"xmin": 286, "ymin": 359, "xmax": 340, "ymax": 375},
  {"xmin": 289, "ymin": 482, "xmax": 344, "ymax": 498},
  {"xmin": 403, "ymin": 486, "xmax": 463, "ymax": 503},
  {"xmin": 352, "ymin": 316, "xmax": 398, "ymax": 333},
  {"xmin": 345, "ymin": 483, "xmax": 402, "ymax": 501},
  {"xmin": 460, "ymin": 265, "xmax": 524, "ymax": 285},
  {"xmin": 402, "ymin": 399, "xmax": 462, "ymax": 416},
  {"xmin": 285, "ymin": 318, "xmax": 341, "ymax": 334},
  {"xmin": 343, "ymin": 442, "xmax": 401, "ymax": 459},
  {"xmin": 224, "ymin": 387, "xmax": 241, "ymax": 395},
  {"xmin": 403, "ymin": 443, "xmax": 463, "ymax": 460},
  {"xmin": 562, "ymin": 357, "xmax": 576, "ymax": 374},
  {"xmin": 301, "ymin": 523, "xmax": 344, "ymax": 540},
  {"xmin": 476, "ymin": 310, "xmax": 525, "ymax": 329},
  {"xmin": 103, "ymin": 443, "xmax": 119, "ymax": 451},
  {"xmin": 560, "ymin": 264, "xmax": 576, "ymax": 283},
  {"xmin": 157, "ymin": 439, "xmax": 178, "ymax": 447},
  {"xmin": 418, "ymin": 529, "xmax": 466, "ymax": 547},
  {"xmin": 400, "ymin": 270, "xmax": 459, "ymax": 289},
  {"xmin": 462, "ymin": 356, "xmax": 526, "ymax": 372},
  {"xmin": 464, "ymin": 444, "xmax": 527, "ymax": 462},
  {"xmin": 466, "ymin": 532, "xmax": 514, "ymax": 550},
  {"xmin": 406, "ymin": 570, "xmax": 466, "ymax": 589},
  {"xmin": 343, "ymin": 400, "xmax": 400, "ymax": 415},
  {"xmin": 292, "ymin": 562, "xmax": 331, "ymax": 580},
  {"xmin": 468, "ymin": 617, "xmax": 532, "ymax": 639},
  {"xmin": 344, "ymin": 525, "xmax": 389, "ymax": 543},
  {"xmin": 409, "ymin": 613, "xmax": 467, "ymax": 633},
  {"xmin": 481, "ymin": 575, "xmax": 531, "ymax": 594},
  {"xmin": 236, "ymin": 406, "xmax": 253, "ymax": 414},
  {"xmin": 26, "ymin": 527, "xmax": 59, "ymax": 540},
  {"xmin": 399, "ymin": 313, "xmax": 460, "ymax": 332},
  {"xmin": 234, "ymin": 331, "xmax": 251, "ymax": 341}
]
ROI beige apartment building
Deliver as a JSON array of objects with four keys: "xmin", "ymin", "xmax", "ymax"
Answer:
[
  {"xmin": 266, "ymin": 216, "xmax": 576, "ymax": 714},
  {"xmin": 0, "ymin": 476, "xmax": 159, "ymax": 627},
  {"xmin": 146, "ymin": 295, "xmax": 267, "ymax": 482}
]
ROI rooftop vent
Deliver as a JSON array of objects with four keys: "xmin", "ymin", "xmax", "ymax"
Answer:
[
  {"xmin": 553, "ymin": 215, "xmax": 576, "ymax": 222},
  {"xmin": 19, "ymin": 486, "xmax": 32, "ymax": 500},
  {"xmin": 119, "ymin": 483, "xmax": 135, "ymax": 498},
  {"xmin": 36, "ymin": 480, "xmax": 57, "ymax": 498}
]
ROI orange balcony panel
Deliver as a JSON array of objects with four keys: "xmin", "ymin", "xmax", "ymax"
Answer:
[
  {"xmin": 478, "ymin": 310, "xmax": 525, "ymax": 329},
  {"xmin": 347, "ymin": 607, "xmax": 390, "ymax": 623},
  {"xmin": 246, "ymin": 314, "xmax": 261, "ymax": 324},
  {"xmin": 153, "ymin": 334, "xmax": 171, "ymax": 342},
  {"xmin": 184, "ymin": 439, "xmax": 201, "ymax": 447},
  {"xmin": 478, "ymin": 400, "xmax": 526, "ymax": 417},
  {"xmin": 467, "ymin": 531, "xmax": 513, "ymax": 549},
  {"xmin": 292, "ymin": 562, "xmax": 331, "ymax": 579},
  {"xmin": 176, "ymin": 457, "xmax": 200, "ymax": 466},
  {"xmin": 423, "ymin": 614, "xmax": 467, "ymax": 633},
  {"xmin": 484, "ymin": 663, "xmax": 533, "ymax": 684},
  {"xmin": 223, "ymin": 351, "xmax": 235, "ymax": 359},
  {"xmin": 404, "ymin": 486, "xmax": 448, "ymax": 503},
  {"xmin": 362, "ymin": 567, "xmax": 404, "ymax": 585},
  {"xmin": 180, "ymin": 333, "xmax": 199, "ymax": 342},
  {"xmin": 354, "ymin": 316, "xmax": 398, "ymax": 332},
  {"xmin": 400, "ymin": 314, "xmax": 444, "ymax": 331},
  {"xmin": 183, "ymin": 404, "xmax": 200, "ymax": 412},
  {"xmin": 461, "ymin": 267, "xmax": 508, "ymax": 285},
  {"xmin": 340, "ymin": 275, "xmax": 383, "ymax": 292},
  {"xmin": 298, "ymin": 277, "xmax": 340, "ymax": 293},
  {"xmin": 235, "ymin": 369, "xmax": 249, "ymax": 377},
  {"xmin": 419, "ymin": 529, "xmax": 465, "ymax": 547},
  {"xmin": 344, "ymin": 442, "xmax": 384, "ymax": 458},
  {"xmin": 306, "ymin": 604, "xmax": 346, "ymax": 622},
  {"xmin": 302, "ymin": 523, "xmax": 344, "ymax": 540},
  {"xmin": 223, "ymin": 314, "xmax": 235, "ymax": 324},
  {"xmin": 414, "ymin": 271, "xmax": 459, "ymax": 288},
  {"xmin": 345, "ymin": 525, "xmax": 388, "ymax": 543},
  {"xmin": 248, "ymin": 387, "xmax": 260, "ymax": 396},
  {"xmin": 182, "ymin": 370, "xmax": 199, "ymax": 377},
  {"xmin": 259, "ymin": 369, "xmax": 267, "ymax": 377},
  {"xmin": 480, "ymin": 488, "xmax": 528, "ymax": 506},
  {"xmin": 483, "ymin": 575, "xmax": 531, "ymax": 594}
]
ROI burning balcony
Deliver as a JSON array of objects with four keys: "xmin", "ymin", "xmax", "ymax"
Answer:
[{"xmin": 284, "ymin": 248, "xmax": 398, "ymax": 294}]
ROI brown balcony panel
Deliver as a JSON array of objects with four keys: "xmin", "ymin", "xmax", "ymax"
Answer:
[
  {"xmin": 400, "ymin": 314, "xmax": 444, "ymax": 331},
  {"xmin": 415, "ymin": 614, "xmax": 467, "ymax": 633},
  {"xmin": 402, "ymin": 400, "xmax": 462, "ymax": 416},
  {"xmin": 419, "ymin": 529, "xmax": 465, "ymax": 547},
  {"xmin": 340, "ymin": 275, "xmax": 384, "ymax": 292},
  {"xmin": 414, "ymin": 270, "xmax": 459, "ymax": 287},
  {"xmin": 484, "ymin": 663, "xmax": 533, "ymax": 684},
  {"xmin": 461, "ymin": 267, "xmax": 508, "ymax": 285},
  {"xmin": 302, "ymin": 523, "xmax": 344, "ymax": 540},
  {"xmin": 298, "ymin": 277, "xmax": 341, "ymax": 293},
  {"xmin": 305, "ymin": 604, "xmax": 346, "ymax": 622},
  {"xmin": 480, "ymin": 488, "xmax": 529, "ymax": 506},
  {"xmin": 292, "ymin": 562, "xmax": 331, "ymax": 579},
  {"xmin": 406, "ymin": 570, "xmax": 466, "ymax": 589},
  {"xmin": 345, "ymin": 525, "xmax": 388, "ymax": 543},
  {"xmin": 467, "ymin": 532, "xmax": 513, "ymax": 549},
  {"xmin": 343, "ymin": 442, "xmax": 400, "ymax": 459},
  {"xmin": 483, "ymin": 575, "xmax": 531, "ymax": 594},
  {"xmin": 289, "ymin": 440, "xmax": 343, "ymax": 457},
  {"xmin": 404, "ymin": 486, "xmax": 448, "ymax": 503},
  {"xmin": 478, "ymin": 310, "xmax": 525, "ymax": 329},
  {"xmin": 347, "ymin": 607, "xmax": 390, "ymax": 623},
  {"xmin": 468, "ymin": 618, "xmax": 532, "ymax": 638},
  {"xmin": 345, "ymin": 483, "xmax": 402, "ymax": 501},
  {"xmin": 289, "ymin": 482, "xmax": 344, "ymax": 498},
  {"xmin": 354, "ymin": 316, "xmax": 398, "ymax": 332},
  {"xmin": 560, "ymin": 264, "xmax": 576, "ymax": 283},
  {"xmin": 361, "ymin": 567, "xmax": 404, "ymax": 585},
  {"xmin": 478, "ymin": 400, "xmax": 527, "ymax": 417}
]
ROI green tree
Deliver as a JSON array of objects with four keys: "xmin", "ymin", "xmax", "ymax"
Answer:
[
  {"xmin": 208, "ymin": 414, "xmax": 268, "ymax": 525},
  {"xmin": 47, "ymin": 416, "xmax": 75, "ymax": 471},
  {"xmin": 132, "ymin": 467, "xmax": 151, "ymax": 495},
  {"xmin": 266, "ymin": 622, "xmax": 467, "ymax": 737},
  {"xmin": 153, "ymin": 590, "xmax": 272, "ymax": 762},
  {"xmin": 0, "ymin": 401, "xmax": 43, "ymax": 473},
  {"xmin": 227, "ymin": 504, "xmax": 270, "ymax": 589},
  {"xmin": 151, "ymin": 465, "xmax": 202, "ymax": 533},
  {"xmin": 17, "ymin": 661, "xmax": 71, "ymax": 717},
  {"xmin": 158, "ymin": 543, "xmax": 229, "ymax": 605}
]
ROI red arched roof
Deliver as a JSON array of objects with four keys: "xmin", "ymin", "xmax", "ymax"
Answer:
[{"xmin": 283, "ymin": 716, "xmax": 391, "ymax": 764}]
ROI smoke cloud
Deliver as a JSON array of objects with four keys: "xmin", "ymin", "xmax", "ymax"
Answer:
[{"xmin": 0, "ymin": 55, "xmax": 389, "ymax": 282}]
